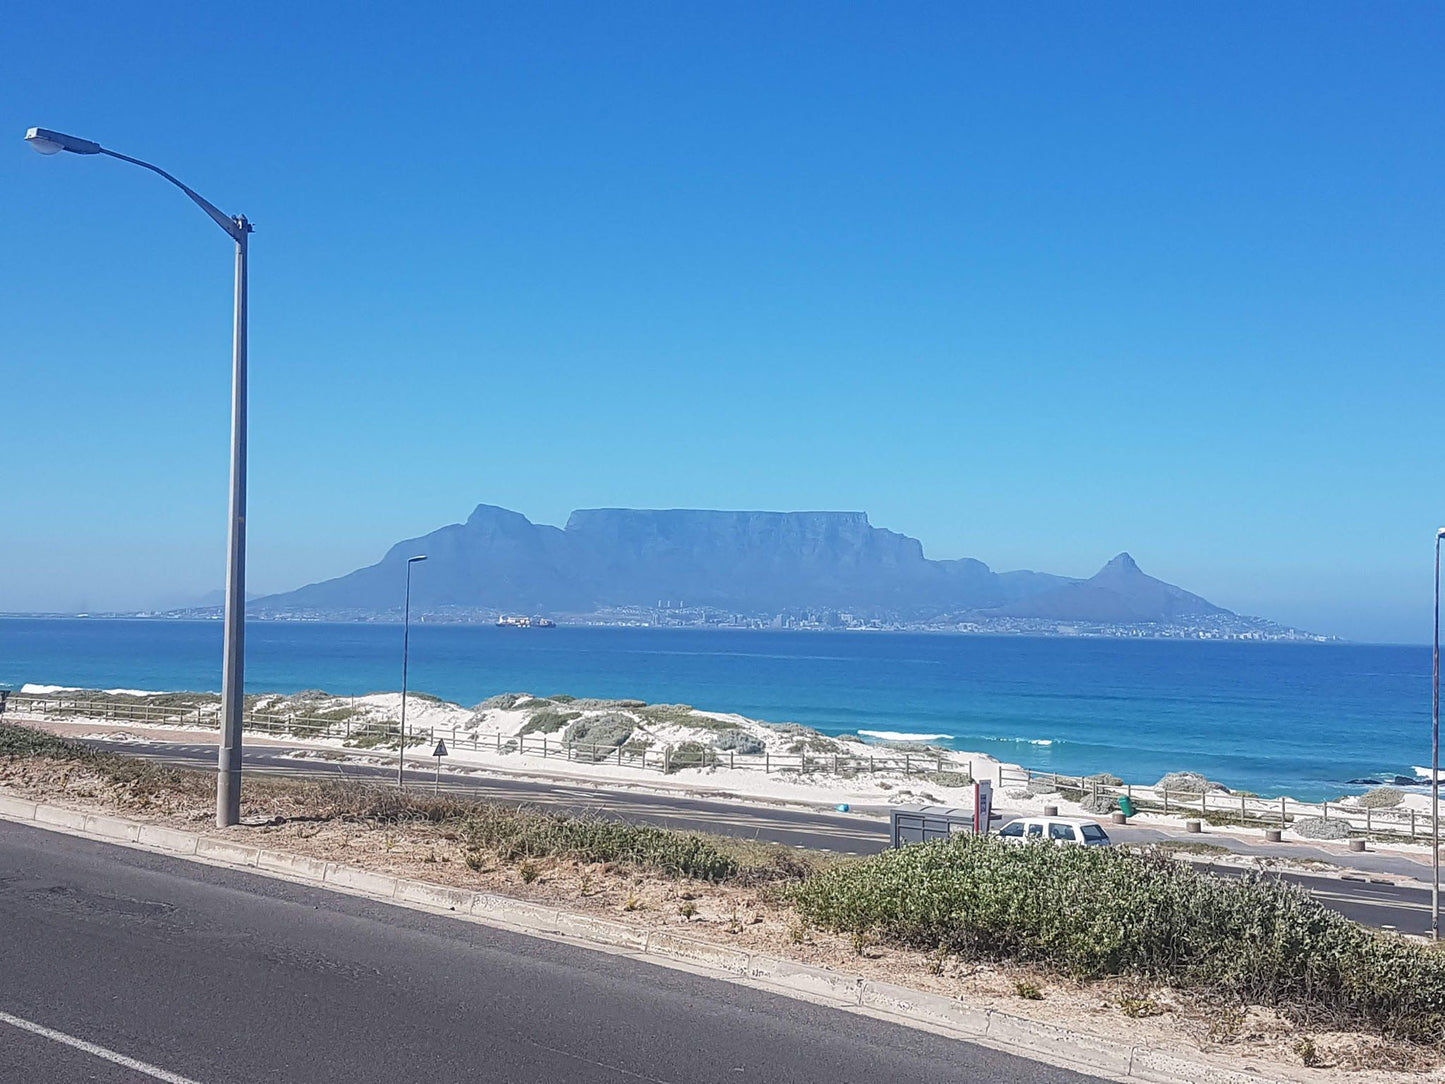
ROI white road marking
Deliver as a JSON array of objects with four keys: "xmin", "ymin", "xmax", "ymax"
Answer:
[{"xmin": 0, "ymin": 1010, "xmax": 204, "ymax": 1084}]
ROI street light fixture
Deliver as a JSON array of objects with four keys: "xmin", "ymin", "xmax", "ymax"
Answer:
[
  {"xmin": 398, "ymin": 556, "xmax": 428, "ymax": 786},
  {"xmin": 1434, "ymin": 528, "xmax": 1444, "ymax": 940},
  {"xmin": 27, "ymin": 126, "xmax": 254, "ymax": 828}
]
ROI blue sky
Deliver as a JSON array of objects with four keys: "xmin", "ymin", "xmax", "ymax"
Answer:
[{"xmin": 2, "ymin": 2, "xmax": 1441, "ymax": 642}]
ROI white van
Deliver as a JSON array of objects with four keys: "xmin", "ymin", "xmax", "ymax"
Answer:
[{"xmin": 996, "ymin": 817, "xmax": 1111, "ymax": 847}]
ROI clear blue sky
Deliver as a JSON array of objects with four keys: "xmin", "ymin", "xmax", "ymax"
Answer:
[{"xmin": 2, "ymin": 3, "xmax": 1441, "ymax": 642}]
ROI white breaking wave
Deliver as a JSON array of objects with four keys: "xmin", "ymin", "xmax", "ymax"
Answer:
[
  {"xmin": 1414, "ymin": 766, "xmax": 1445, "ymax": 782},
  {"xmin": 858, "ymin": 730, "xmax": 950, "ymax": 742},
  {"xmin": 19, "ymin": 684, "xmax": 169, "ymax": 697}
]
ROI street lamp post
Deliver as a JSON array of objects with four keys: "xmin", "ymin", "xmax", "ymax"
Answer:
[
  {"xmin": 397, "ymin": 555, "xmax": 428, "ymax": 787},
  {"xmin": 26, "ymin": 127, "xmax": 254, "ymax": 828},
  {"xmin": 1434, "ymin": 528, "xmax": 1444, "ymax": 940}
]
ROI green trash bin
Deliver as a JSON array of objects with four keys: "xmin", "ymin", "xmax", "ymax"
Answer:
[{"xmin": 1118, "ymin": 795, "xmax": 1136, "ymax": 818}]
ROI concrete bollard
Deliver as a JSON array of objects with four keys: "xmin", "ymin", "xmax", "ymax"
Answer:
[
  {"xmin": 1110, "ymin": 812, "xmax": 1126, "ymax": 825},
  {"xmin": 1349, "ymin": 839, "xmax": 1366, "ymax": 853},
  {"xmin": 1265, "ymin": 828, "xmax": 1283, "ymax": 843},
  {"xmin": 1043, "ymin": 804, "xmax": 1059, "ymax": 818},
  {"xmin": 1186, "ymin": 819, "xmax": 1202, "ymax": 834}
]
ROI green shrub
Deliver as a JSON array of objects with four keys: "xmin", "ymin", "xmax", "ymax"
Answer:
[
  {"xmin": 1358, "ymin": 786, "xmax": 1404, "ymax": 810},
  {"xmin": 563, "ymin": 713, "xmax": 634, "ymax": 761},
  {"xmin": 791, "ymin": 835, "xmax": 1445, "ymax": 1042},
  {"xmin": 477, "ymin": 692, "xmax": 528, "ymax": 710},
  {"xmin": 1292, "ymin": 816, "xmax": 1350, "ymax": 840},
  {"xmin": 1156, "ymin": 771, "xmax": 1227, "ymax": 794},
  {"xmin": 666, "ymin": 741, "xmax": 717, "ymax": 772},
  {"xmin": 714, "ymin": 730, "xmax": 765, "ymax": 755},
  {"xmin": 639, "ymin": 704, "xmax": 705, "ymax": 728},
  {"xmin": 926, "ymin": 770, "xmax": 973, "ymax": 788},
  {"xmin": 0, "ymin": 721, "xmax": 89, "ymax": 760},
  {"xmin": 520, "ymin": 709, "xmax": 580, "ymax": 735},
  {"xmin": 459, "ymin": 806, "xmax": 738, "ymax": 881}
]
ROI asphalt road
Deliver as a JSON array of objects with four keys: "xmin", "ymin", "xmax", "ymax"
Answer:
[
  {"xmin": 75, "ymin": 737, "xmax": 1440, "ymax": 936},
  {"xmin": 0, "ymin": 821, "xmax": 1102, "ymax": 1084}
]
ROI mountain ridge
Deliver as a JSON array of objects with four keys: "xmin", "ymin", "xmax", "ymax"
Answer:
[{"xmin": 253, "ymin": 503, "xmax": 1277, "ymax": 631}]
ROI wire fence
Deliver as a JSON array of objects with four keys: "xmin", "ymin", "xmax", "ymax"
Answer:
[
  {"xmin": 2, "ymin": 693, "xmax": 967, "ymax": 778},
  {"xmin": 995, "ymin": 766, "xmax": 1428, "ymax": 842},
  {"xmin": 2, "ymin": 692, "xmax": 1425, "ymax": 841}
]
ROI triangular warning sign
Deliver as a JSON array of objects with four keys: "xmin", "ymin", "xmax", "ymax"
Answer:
[{"xmin": 432, "ymin": 738, "xmax": 448, "ymax": 758}]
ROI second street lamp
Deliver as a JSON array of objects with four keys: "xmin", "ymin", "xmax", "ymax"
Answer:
[
  {"xmin": 26, "ymin": 126, "xmax": 254, "ymax": 828},
  {"xmin": 398, "ymin": 555, "xmax": 428, "ymax": 786},
  {"xmin": 1434, "ymin": 527, "xmax": 1444, "ymax": 940}
]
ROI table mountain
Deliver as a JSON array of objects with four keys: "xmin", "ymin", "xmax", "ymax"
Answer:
[{"xmin": 254, "ymin": 504, "xmax": 1238, "ymax": 625}]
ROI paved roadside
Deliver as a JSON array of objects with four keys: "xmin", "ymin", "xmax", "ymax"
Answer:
[{"xmin": 0, "ymin": 819, "xmax": 1105, "ymax": 1084}]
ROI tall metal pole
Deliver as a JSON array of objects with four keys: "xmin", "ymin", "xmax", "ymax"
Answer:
[
  {"xmin": 398, "ymin": 559, "xmax": 416, "ymax": 787},
  {"xmin": 24, "ymin": 128, "xmax": 255, "ymax": 828},
  {"xmin": 217, "ymin": 217, "xmax": 252, "ymax": 827},
  {"xmin": 1433, "ymin": 530, "xmax": 1442, "ymax": 939}
]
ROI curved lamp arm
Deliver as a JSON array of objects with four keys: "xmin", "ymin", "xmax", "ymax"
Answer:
[{"xmin": 25, "ymin": 127, "xmax": 251, "ymax": 241}]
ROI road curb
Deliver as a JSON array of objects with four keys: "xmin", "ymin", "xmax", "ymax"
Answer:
[{"xmin": 0, "ymin": 794, "xmax": 1296, "ymax": 1084}]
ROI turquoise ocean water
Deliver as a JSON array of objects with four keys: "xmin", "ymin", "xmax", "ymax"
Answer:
[{"xmin": 0, "ymin": 617, "xmax": 1429, "ymax": 802}]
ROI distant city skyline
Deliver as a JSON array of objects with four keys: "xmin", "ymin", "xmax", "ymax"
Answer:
[{"xmin": 3, "ymin": 4, "xmax": 1442, "ymax": 644}]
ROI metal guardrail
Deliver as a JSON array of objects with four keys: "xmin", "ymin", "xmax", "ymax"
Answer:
[{"xmin": 4, "ymin": 693, "xmax": 1423, "ymax": 840}]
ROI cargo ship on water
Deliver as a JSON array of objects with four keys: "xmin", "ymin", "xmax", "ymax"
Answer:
[{"xmin": 495, "ymin": 615, "xmax": 556, "ymax": 628}]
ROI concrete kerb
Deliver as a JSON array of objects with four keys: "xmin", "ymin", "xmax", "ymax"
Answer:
[
  {"xmin": 82, "ymin": 813, "xmax": 141, "ymax": 843},
  {"xmin": 0, "ymin": 794, "xmax": 39, "ymax": 821},
  {"xmin": 644, "ymin": 930, "xmax": 751, "ymax": 974},
  {"xmin": 985, "ymin": 1013, "xmax": 1134, "ymax": 1077},
  {"xmin": 394, "ymin": 880, "xmax": 475, "ymax": 913},
  {"xmin": 858, "ymin": 979, "xmax": 990, "ymax": 1037},
  {"xmin": 746, "ymin": 954, "xmax": 863, "ymax": 1005},
  {"xmin": 0, "ymin": 794, "xmax": 1295, "ymax": 1084},
  {"xmin": 137, "ymin": 824, "xmax": 200, "ymax": 854},
  {"xmin": 324, "ymin": 864, "xmax": 401, "ymax": 899}
]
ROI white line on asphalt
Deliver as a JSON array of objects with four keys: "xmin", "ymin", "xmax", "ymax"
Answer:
[{"xmin": 0, "ymin": 1010, "xmax": 204, "ymax": 1084}]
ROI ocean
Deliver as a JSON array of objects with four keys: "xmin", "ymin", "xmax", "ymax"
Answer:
[{"xmin": 0, "ymin": 617, "xmax": 1429, "ymax": 802}]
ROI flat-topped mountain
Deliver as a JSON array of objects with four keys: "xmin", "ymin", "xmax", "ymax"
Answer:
[{"xmin": 254, "ymin": 503, "xmax": 1264, "ymax": 630}]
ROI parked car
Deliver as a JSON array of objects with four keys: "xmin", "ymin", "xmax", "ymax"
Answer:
[{"xmin": 996, "ymin": 816, "xmax": 1111, "ymax": 846}]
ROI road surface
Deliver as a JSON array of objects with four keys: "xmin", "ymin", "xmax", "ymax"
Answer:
[
  {"xmin": 67, "ymin": 737, "xmax": 1443, "ymax": 936},
  {"xmin": 0, "ymin": 820, "xmax": 1101, "ymax": 1084}
]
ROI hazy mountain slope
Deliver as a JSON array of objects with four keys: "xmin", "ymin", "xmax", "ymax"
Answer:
[
  {"xmin": 987, "ymin": 553, "xmax": 1225, "ymax": 622},
  {"xmin": 255, "ymin": 506, "xmax": 1232, "ymax": 624}
]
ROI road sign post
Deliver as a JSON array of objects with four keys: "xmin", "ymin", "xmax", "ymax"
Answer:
[{"xmin": 432, "ymin": 738, "xmax": 448, "ymax": 792}]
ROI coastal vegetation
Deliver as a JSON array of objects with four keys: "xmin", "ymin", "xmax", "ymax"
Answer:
[
  {"xmin": 792, "ymin": 834, "xmax": 1445, "ymax": 1043},
  {"xmin": 2, "ymin": 718, "xmax": 1441, "ymax": 1068},
  {"xmin": 1357, "ymin": 786, "xmax": 1404, "ymax": 809}
]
